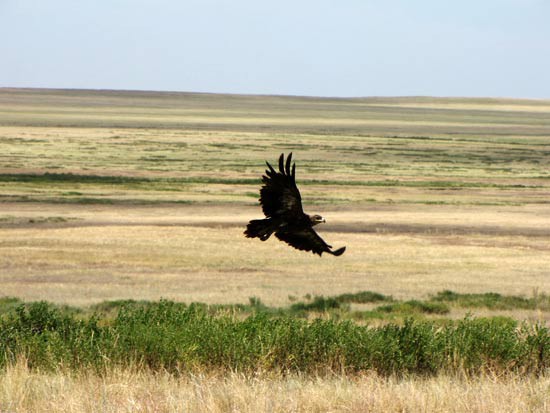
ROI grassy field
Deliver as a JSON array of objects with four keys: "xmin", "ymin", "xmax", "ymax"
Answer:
[
  {"xmin": 3, "ymin": 362, "xmax": 548, "ymax": 413},
  {"xmin": 0, "ymin": 88, "xmax": 549, "ymax": 411}
]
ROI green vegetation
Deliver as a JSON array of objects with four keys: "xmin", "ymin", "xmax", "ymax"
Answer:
[
  {"xmin": 0, "ymin": 297, "xmax": 23, "ymax": 314},
  {"xmin": 376, "ymin": 300, "xmax": 450, "ymax": 315},
  {"xmin": 0, "ymin": 172, "xmax": 544, "ymax": 206},
  {"xmin": 0, "ymin": 173, "xmax": 259, "ymax": 186},
  {"xmin": 432, "ymin": 290, "xmax": 550, "ymax": 311},
  {"xmin": 1, "ymin": 89, "xmax": 549, "ymax": 207},
  {"xmin": 0, "ymin": 173, "xmax": 538, "ymax": 189},
  {"xmin": 3, "ymin": 290, "xmax": 548, "ymax": 321},
  {"xmin": 1, "ymin": 291, "xmax": 548, "ymax": 377},
  {"xmin": 0, "ymin": 298, "xmax": 547, "ymax": 376},
  {"xmin": 290, "ymin": 291, "xmax": 391, "ymax": 312}
]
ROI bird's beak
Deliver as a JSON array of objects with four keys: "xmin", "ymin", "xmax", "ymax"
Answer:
[{"xmin": 321, "ymin": 218, "xmax": 326, "ymax": 223}]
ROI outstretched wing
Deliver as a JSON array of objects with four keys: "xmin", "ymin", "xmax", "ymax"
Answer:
[
  {"xmin": 259, "ymin": 153, "xmax": 304, "ymax": 218},
  {"xmin": 275, "ymin": 227, "xmax": 346, "ymax": 256}
]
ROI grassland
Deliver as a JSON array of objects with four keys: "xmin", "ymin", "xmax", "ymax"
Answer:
[
  {"xmin": 0, "ymin": 88, "xmax": 549, "ymax": 411},
  {"xmin": 3, "ymin": 363, "xmax": 548, "ymax": 413}
]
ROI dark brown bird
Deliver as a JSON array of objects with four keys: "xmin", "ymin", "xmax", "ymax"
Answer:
[{"xmin": 244, "ymin": 153, "xmax": 346, "ymax": 256}]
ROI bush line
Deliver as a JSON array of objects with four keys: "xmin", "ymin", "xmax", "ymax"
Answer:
[{"xmin": 1, "ymin": 300, "xmax": 548, "ymax": 376}]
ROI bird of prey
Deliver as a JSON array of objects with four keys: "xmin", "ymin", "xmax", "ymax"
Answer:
[{"xmin": 244, "ymin": 153, "xmax": 346, "ymax": 256}]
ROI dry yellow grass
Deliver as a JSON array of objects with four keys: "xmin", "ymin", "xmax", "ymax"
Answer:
[
  {"xmin": 1, "ymin": 361, "xmax": 548, "ymax": 413},
  {"xmin": 0, "ymin": 91, "xmax": 549, "ymax": 314},
  {"xmin": 1, "ymin": 89, "xmax": 550, "ymax": 411},
  {"xmin": 0, "ymin": 203, "xmax": 548, "ymax": 323},
  {"xmin": 366, "ymin": 101, "xmax": 550, "ymax": 113}
]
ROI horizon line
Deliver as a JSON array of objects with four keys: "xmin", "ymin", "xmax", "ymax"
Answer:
[{"xmin": 2, "ymin": 86, "xmax": 549, "ymax": 103}]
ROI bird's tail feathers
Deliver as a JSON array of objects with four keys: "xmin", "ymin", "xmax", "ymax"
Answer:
[{"xmin": 244, "ymin": 219, "xmax": 274, "ymax": 241}]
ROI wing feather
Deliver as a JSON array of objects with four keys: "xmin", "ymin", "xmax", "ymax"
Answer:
[
  {"xmin": 259, "ymin": 153, "xmax": 303, "ymax": 218},
  {"xmin": 285, "ymin": 153, "xmax": 292, "ymax": 176},
  {"xmin": 275, "ymin": 227, "xmax": 339, "ymax": 256}
]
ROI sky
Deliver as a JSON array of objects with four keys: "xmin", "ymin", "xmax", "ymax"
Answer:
[{"xmin": 1, "ymin": 0, "xmax": 550, "ymax": 98}]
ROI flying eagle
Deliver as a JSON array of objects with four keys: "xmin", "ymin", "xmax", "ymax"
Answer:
[{"xmin": 244, "ymin": 153, "xmax": 346, "ymax": 256}]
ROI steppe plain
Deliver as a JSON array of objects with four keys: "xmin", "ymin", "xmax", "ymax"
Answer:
[{"xmin": 0, "ymin": 88, "xmax": 549, "ymax": 412}]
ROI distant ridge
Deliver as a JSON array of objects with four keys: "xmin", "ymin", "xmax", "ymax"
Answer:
[
  {"xmin": 1, "ymin": 87, "xmax": 549, "ymax": 136},
  {"xmin": 2, "ymin": 86, "xmax": 549, "ymax": 104}
]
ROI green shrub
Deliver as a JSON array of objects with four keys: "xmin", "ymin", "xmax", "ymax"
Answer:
[
  {"xmin": 1, "ymin": 300, "xmax": 548, "ymax": 376},
  {"xmin": 290, "ymin": 296, "xmax": 342, "ymax": 313},
  {"xmin": 0, "ymin": 297, "xmax": 23, "ymax": 315},
  {"xmin": 0, "ymin": 302, "xmax": 103, "ymax": 370},
  {"xmin": 335, "ymin": 291, "xmax": 392, "ymax": 304},
  {"xmin": 432, "ymin": 290, "xmax": 550, "ymax": 310},
  {"xmin": 376, "ymin": 300, "xmax": 450, "ymax": 315}
]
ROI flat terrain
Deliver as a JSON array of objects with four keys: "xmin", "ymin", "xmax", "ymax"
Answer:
[
  {"xmin": 1, "ymin": 88, "xmax": 549, "ymax": 313},
  {"xmin": 1, "ymin": 88, "xmax": 550, "ymax": 412}
]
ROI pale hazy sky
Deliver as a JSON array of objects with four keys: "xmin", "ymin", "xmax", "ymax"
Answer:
[{"xmin": 2, "ymin": 0, "xmax": 549, "ymax": 98}]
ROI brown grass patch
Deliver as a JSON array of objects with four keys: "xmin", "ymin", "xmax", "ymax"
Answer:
[
  {"xmin": 0, "ymin": 202, "xmax": 548, "ymax": 311},
  {"xmin": 1, "ymin": 360, "xmax": 548, "ymax": 413}
]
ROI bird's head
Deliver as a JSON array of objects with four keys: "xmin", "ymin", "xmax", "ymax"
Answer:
[{"xmin": 309, "ymin": 214, "xmax": 326, "ymax": 226}]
